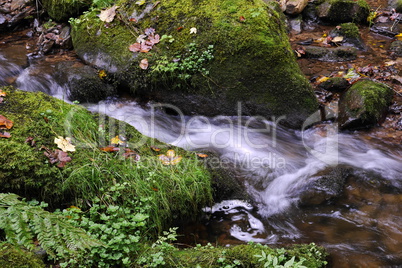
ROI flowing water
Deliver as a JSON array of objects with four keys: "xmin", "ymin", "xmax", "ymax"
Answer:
[{"xmin": 1, "ymin": 31, "xmax": 402, "ymax": 267}]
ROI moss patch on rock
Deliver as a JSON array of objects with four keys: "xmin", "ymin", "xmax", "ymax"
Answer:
[
  {"xmin": 0, "ymin": 86, "xmax": 213, "ymax": 231},
  {"xmin": 0, "ymin": 243, "xmax": 45, "ymax": 268},
  {"xmin": 43, "ymin": 0, "xmax": 91, "ymax": 22},
  {"xmin": 338, "ymin": 79, "xmax": 393, "ymax": 130},
  {"xmin": 138, "ymin": 242, "xmax": 328, "ymax": 267},
  {"xmin": 317, "ymin": 0, "xmax": 370, "ymax": 24},
  {"xmin": 70, "ymin": 0, "xmax": 318, "ymax": 128}
]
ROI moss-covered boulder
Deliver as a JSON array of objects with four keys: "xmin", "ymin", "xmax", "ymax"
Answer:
[
  {"xmin": 316, "ymin": 0, "xmax": 370, "ymax": 24},
  {"xmin": 0, "ymin": 86, "xmax": 213, "ymax": 231},
  {"xmin": 70, "ymin": 0, "xmax": 318, "ymax": 128},
  {"xmin": 338, "ymin": 79, "xmax": 393, "ymax": 130},
  {"xmin": 42, "ymin": 0, "xmax": 91, "ymax": 22},
  {"xmin": 318, "ymin": 77, "xmax": 350, "ymax": 92},
  {"xmin": 138, "ymin": 242, "xmax": 328, "ymax": 267},
  {"xmin": 0, "ymin": 243, "xmax": 45, "ymax": 268}
]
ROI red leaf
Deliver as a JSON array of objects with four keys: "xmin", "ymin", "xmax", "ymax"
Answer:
[
  {"xmin": 129, "ymin": 43, "xmax": 141, "ymax": 52},
  {"xmin": 239, "ymin": 16, "xmax": 246, "ymax": 22}
]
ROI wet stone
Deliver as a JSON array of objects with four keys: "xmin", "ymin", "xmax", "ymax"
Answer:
[
  {"xmin": 390, "ymin": 40, "xmax": 402, "ymax": 57},
  {"xmin": 318, "ymin": 77, "xmax": 350, "ymax": 92}
]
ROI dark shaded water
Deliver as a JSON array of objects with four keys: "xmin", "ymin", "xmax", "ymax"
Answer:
[{"xmin": 1, "ymin": 28, "xmax": 402, "ymax": 267}]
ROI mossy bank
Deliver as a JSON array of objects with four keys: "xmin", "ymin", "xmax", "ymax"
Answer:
[
  {"xmin": 70, "ymin": 0, "xmax": 318, "ymax": 128},
  {"xmin": 0, "ymin": 86, "xmax": 213, "ymax": 231}
]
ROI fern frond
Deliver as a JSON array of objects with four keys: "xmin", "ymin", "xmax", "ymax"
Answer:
[{"xmin": 0, "ymin": 193, "xmax": 103, "ymax": 260}]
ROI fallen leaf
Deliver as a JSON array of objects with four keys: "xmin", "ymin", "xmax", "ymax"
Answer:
[
  {"xmin": 99, "ymin": 5, "xmax": 119, "ymax": 23},
  {"xmin": 196, "ymin": 153, "xmax": 208, "ymax": 158},
  {"xmin": 150, "ymin": 146, "xmax": 161, "ymax": 152},
  {"xmin": 129, "ymin": 18, "xmax": 137, "ymax": 22},
  {"xmin": 158, "ymin": 150, "xmax": 182, "ymax": 165},
  {"xmin": 0, "ymin": 115, "xmax": 13, "ymax": 129},
  {"xmin": 110, "ymin": 135, "xmax": 125, "ymax": 145},
  {"xmin": 140, "ymin": 58, "xmax": 149, "ymax": 69},
  {"xmin": 42, "ymin": 146, "xmax": 72, "ymax": 168},
  {"xmin": 331, "ymin": 36, "xmax": 344, "ymax": 43},
  {"xmin": 122, "ymin": 151, "xmax": 141, "ymax": 161},
  {"xmin": 54, "ymin": 136, "xmax": 76, "ymax": 152},
  {"xmin": 395, "ymin": 33, "xmax": 402, "ymax": 41},
  {"xmin": 98, "ymin": 70, "xmax": 107, "ymax": 79},
  {"xmin": 25, "ymin": 136, "xmax": 36, "ymax": 147},
  {"xmin": 140, "ymin": 44, "xmax": 152, "ymax": 53},
  {"xmin": 0, "ymin": 89, "xmax": 6, "ymax": 97},
  {"xmin": 239, "ymin": 16, "xmax": 246, "ymax": 22},
  {"xmin": 190, "ymin": 27, "xmax": 197, "ymax": 34},
  {"xmin": 151, "ymin": 187, "xmax": 158, "ymax": 192},
  {"xmin": 129, "ymin": 43, "xmax": 141, "ymax": 52},
  {"xmin": 177, "ymin": 26, "xmax": 184, "ymax": 31},
  {"xmin": 100, "ymin": 145, "xmax": 120, "ymax": 152},
  {"xmin": 0, "ymin": 132, "xmax": 11, "ymax": 138},
  {"xmin": 0, "ymin": 97, "xmax": 3, "ymax": 103},
  {"xmin": 148, "ymin": 34, "xmax": 160, "ymax": 45},
  {"xmin": 144, "ymin": 27, "xmax": 155, "ymax": 36},
  {"xmin": 135, "ymin": 0, "xmax": 146, "ymax": 5}
]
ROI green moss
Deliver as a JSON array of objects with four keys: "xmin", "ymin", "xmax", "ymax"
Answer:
[
  {"xmin": 320, "ymin": 0, "xmax": 370, "ymax": 23},
  {"xmin": 397, "ymin": 0, "xmax": 402, "ymax": 13},
  {"xmin": 0, "ymin": 243, "xmax": 45, "ymax": 268},
  {"xmin": 0, "ymin": 87, "xmax": 213, "ymax": 232},
  {"xmin": 138, "ymin": 242, "xmax": 328, "ymax": 267},
  {"xmin": 71, "ymin": 0, "xmax": 318, "ymax": 128},
  {"xmin": 339, "ymin": 22, "xmax": 359, "ymax": 38},
  {"xmin": 43, "ymin": 0, "xmax": 91, "ymax": 21}
]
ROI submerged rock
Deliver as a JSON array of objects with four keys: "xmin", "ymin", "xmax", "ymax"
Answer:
[
  {"xmin": 299, "ymin": 167, "xmax": 350, "ymax": 206},
  {"xmin": 338, "ymin": 79, "xmax": 393, "ymax": 130},
  {"xmin": 390, "ymin": 40, "xmax": 402, "ymax": 57},
  {"xmin": 71, "ymin": 0, "xmax": 318, "ymax": 128},
  {"xmin": 318, "ymin": 77, "xmax": 350, "ymax": 92},
  {"xmin": 304, "ymin": 46, "xmax": 357, "ymax": 61},
  {"xmin": 316, "ymin": 0, "xmax": 370, "ymax": 24}
]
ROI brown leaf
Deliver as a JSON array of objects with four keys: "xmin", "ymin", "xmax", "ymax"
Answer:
[
  {"xmin": 99, "ymin": 5, "xmax": 119, "ymax": 23},
  {"xmin": 122, "ymin": 151, "xmax": 141, "ymax": 161},
  {"xmin": 144, "ymin": 27, "xmax": 155, "ymax": 36},
  {"xmin": 100, "ymin": 145, "xmax": 120, "ymax": 152},
  {"xmin": 148, "ymin": 34, "xmax": 160, "ymax": 45},
  {"xmin": 129, "ymin": 43, "xmax": 141, "ymax": 52},
  {"xmin": 0, "ymin": 115, "xmax": 13, "ymax": 129},
  {"xmin": 0, "ymin": 132, "xmax": 11, "ymax": 138},
  {"xmin": 140, "ymin": 44, "xmax": 152, "ymax": 53},
  {"xmin": 25, "ymin": 136, "xmax": 36, "ymax": 147},
  {"xmin": 139, "ymin": 58, "xmax": 149, "ymax": 69},
  {"xmin": 150, "ymin": 146, "xmax": 161, "ymax": 152}
]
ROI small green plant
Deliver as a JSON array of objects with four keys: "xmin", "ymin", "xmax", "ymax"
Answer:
[
  {"xmin": 254, "ymin": 250, "xmax": 307, "ymax": 268},
  {"xmin": 136, "ymin": 227, "xmax": 178, "ymax": 267},
  {"xmin": 152, "ymin": 42, "xmax": 214, "ymax": 86},
  {"xmin": 59, "ymin": 182, "xmax": 151, "ymax": 267}
]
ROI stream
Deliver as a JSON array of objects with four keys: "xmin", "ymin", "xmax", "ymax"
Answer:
[{"xmin": 1, "ymin": 27, "xmax": 402, "ymax": 267}]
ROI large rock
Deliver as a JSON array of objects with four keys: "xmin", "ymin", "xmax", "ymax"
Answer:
[
  {"xmin": 316, "ymin": 0, "xmax": 370, "ymax": 24},
  {"xmin": 285, "ymin": 0, "xmax": 308, "ymax": 15},
  {"xmin": 71, "ymin": 0, "xmax": 318, "ymax": 128},
  {"xmin": 338, "ymin": 79, "xmax": 393, "ymax": 130}
]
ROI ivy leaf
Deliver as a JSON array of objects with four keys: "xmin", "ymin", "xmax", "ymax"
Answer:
[
  {"xmin": 54, "ymin": 136, "xmax": 76, "ymax": 152},
  {"xmin": 0, "ymin": 115, "xmax": 13, "ymax": 129},
  {"xmin": 99, "ymin": 5, "xmax": 119, "ymax": 23}
]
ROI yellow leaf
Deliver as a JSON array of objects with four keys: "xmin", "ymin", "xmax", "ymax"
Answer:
[
  {"xmin": 136, "ymin": 0, "xmax": 146, "ymax": 5},
  {"xmin": 395, "ymin": 33, "xmax": 402, "ymax": 41},
  {"xmin": 54, "ymin": 136, "xmax": 76, "ymax": 152},
  {"xmin": 158, "ymin": 150, "xmax": 182, "ymax": 165},
  {"xmin": 0, "ymin": 89, "xmax": 6, "ymax": 97},
  {"xmin": 110, "ymin": 135, "xmax": 125, "ymax": 145},
  {"xmin": 99, "ymin": 5, "xmax": 119, "ymax": 23}
]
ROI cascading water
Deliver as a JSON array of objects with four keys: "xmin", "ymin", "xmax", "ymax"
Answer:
[{"xmin": 2, "ymin": 44, "xmax": 402, "ymax": 267}]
